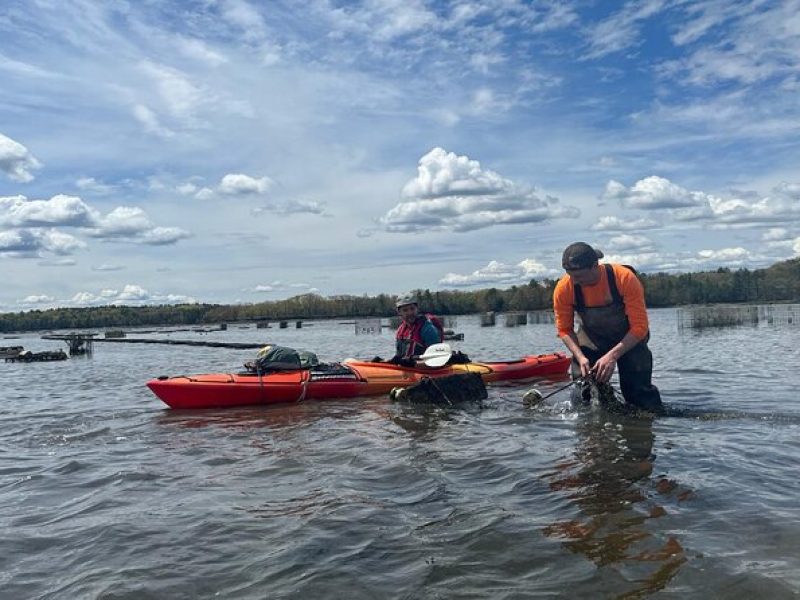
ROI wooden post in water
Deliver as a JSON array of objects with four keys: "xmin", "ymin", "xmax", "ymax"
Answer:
[
  {"xmin": 63, "ymin": 332, "xmax": 96, "ymax": 356},
  {"xmin": 505, "ymin": 312, "xmax": 527, "ymax": 327},
  {"xmin": 528, "ymin": 310, "xmax": 555, "ymax": 324},
  {"xmin": 481, "ymin": 312, "xmax": 496, "ymax": 327}
]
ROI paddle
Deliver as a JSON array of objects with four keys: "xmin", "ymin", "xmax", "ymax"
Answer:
[{"xmin": 419, "ymin": 342, "xmax": 453, "ymax": 367}]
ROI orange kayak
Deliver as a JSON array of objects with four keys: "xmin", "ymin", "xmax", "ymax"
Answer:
[{"xmin": 146, "ymin": 352, "xmax": 570, "ymax": 409}]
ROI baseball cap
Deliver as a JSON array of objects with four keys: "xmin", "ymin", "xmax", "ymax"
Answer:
[{"xmin": 562, "ymin": 242, "xmax": 604, "ymax": 270}]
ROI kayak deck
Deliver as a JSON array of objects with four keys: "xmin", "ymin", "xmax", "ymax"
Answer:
[{"xmin": 147, "ymin": 352, "xmax": 570, "ymax": 409}]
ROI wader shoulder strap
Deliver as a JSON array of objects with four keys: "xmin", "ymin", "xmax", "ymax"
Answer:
[
  {"xmin": 574, "ymin": 264, "xmax": 622, "ymax": 311},
  {"xmin": 574, "ymin": 282, "xmax": 585, "ymax": 311},
  {"xmin": 605, "ymin": 264, "xmax": 623, "ymax": 304}
]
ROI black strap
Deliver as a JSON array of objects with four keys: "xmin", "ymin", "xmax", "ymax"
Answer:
[
  {"xmin": 605, "ymin": 264, "xmax": 622, "ymax": 304},
  {"xmin": 574, "ymin": 281, "xmax": 585, "ymax": 311},
  {"xmin": 574, "ymin": 264, "xmax": 622, "ymax": 310}
]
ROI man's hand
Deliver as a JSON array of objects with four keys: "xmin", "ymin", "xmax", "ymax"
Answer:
[
  {"xmin": 560, "ymin": 333, "xmax": 592, "ymax": 378},
  {"xmin": 575, "ymin": 354, "xmax": 592, "ymax": 378},
  {"xmin": 591, "ymin": 334, "xmax": 640, "ymax": 383},
  {"xmin": 592, "ymin": 353, "xmax": 617, "ymax": 383}
]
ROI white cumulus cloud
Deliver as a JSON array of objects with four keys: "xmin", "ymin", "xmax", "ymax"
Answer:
[
  {"xmin": 71, "ymin": 284, "xmax": 197, "ymax": 306},
  {"xmin": 602, "ymin": 246, "xmax": 766, "ymax": 273},
  {"xmin": 696, "ymin": 247, "xmax": 752, "ymax": 263},
  {"xmin": 0, "ymin": 194, "xmax": 190, "ymax": 249},
  {"xmin": 401, "ymin": 147, "xmax": 514, "ymax": 199},
  {"xmin": 439, "ymin": 258, "xmax": 558, "ymax": 287},
  {"xmin": 0, "ymin": 228, "xmax": 86, "ymax": 258},
  {"xmin": 605, "ymin": 176, "xmax": 800, "ymax": 226},
  {"xmin": 590, "ymin": 215, "xmax": 660, "ymax": 231},
  {"xmin": 603, "ymin": 176, "xmax": 704, "ymax": 209},
  {"xmin": 86, "ymin": 207, "xmax": 191, "ymax": 245},
  {"xmin": 606, "ymin": 234, "xmax": 655, "ymax": 252},
  {"xmin": 382, "ymin": 148, "xmax": 579, "ymax": 233},
  {"xmin": 139, "ymin": 227, "xmax": 192, "ymax": 245},
  {"xmin": 219, "ymin": 173, "xmax": 273, "ymax": 195},
  {"xmin": 0, "ymin": 194, "xmax": 97, "ymax": 228},
  {"xmin": 93, "ymin": 206, "xmax": 152, "ymax": 235},
  {"xmin": 0, "ymin": 133, "xmax": 42, "ymax": 182},
  {"xmin": 680, "ymin": 193, "xmax": 797, "ymax": 225}
]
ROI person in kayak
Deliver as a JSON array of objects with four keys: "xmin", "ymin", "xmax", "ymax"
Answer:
[
  {"xmin": 553, "ymin": 242, "xmax": 662, "ymax": 413},
  {"xmin": 390, "ymin": 292, "xmax": 444, "ymax": 366}
]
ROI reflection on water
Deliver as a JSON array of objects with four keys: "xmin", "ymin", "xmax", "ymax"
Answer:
[
  {"xmin": 543, "ymin": 412, "xmax": 693, "ymax": 598},
  {"xmin": 387, "ymin": 402, "xmax": 486, "ymax": 439},
  {"xmin": 155, "ymin": 402, "xmax": 344, "ymax": 431}
]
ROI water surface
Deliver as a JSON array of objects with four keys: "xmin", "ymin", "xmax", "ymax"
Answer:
[{"xmin": 2, "ymin": 309, "xmax": 799, "ymax": 598}]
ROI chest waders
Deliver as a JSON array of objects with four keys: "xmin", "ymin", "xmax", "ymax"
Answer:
[{"xmin": 573, "ymin": 264, "xmax": 662, "ymax": 413}]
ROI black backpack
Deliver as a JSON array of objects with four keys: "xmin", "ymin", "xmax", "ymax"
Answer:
[{"xmin": 247, "ymin": 345, "xmax": 319, "ymax": 372}]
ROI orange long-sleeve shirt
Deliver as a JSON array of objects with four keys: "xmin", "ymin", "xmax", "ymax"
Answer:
[{"xmin": 553, "ymin": 263, "xmax": 649, "ymax": 340}]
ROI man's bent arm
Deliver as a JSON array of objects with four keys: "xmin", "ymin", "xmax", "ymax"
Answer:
[
  {"xmin": 592, "ymin": 331, "xmax": 644, "ymax": 383},
  {"xmin": 559, "ymin": 332, "xmax": 591, "ymax": 377}
]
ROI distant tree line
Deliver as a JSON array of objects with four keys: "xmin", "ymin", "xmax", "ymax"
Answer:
[{"xmin": 1, "ymin": 258, "xmax": 799, "ymax": 333}]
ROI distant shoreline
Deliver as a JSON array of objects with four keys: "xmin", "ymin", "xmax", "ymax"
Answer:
[{"xmin": 2, "ymin": 258, "xmax": 799, "ymax": 333}]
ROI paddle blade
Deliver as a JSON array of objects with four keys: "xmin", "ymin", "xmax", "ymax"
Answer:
[{"xmin": 420, "ymin": 343, "xmax": 452, "ymax": 367}]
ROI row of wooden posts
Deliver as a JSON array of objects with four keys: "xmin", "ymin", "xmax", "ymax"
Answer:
[
  {"xmin": 480, "ymin": 311, "xmax": 555, "ymax": 327},
  {"xmin": 257, "ymin": 321, "xmax": 304, "ymax": 329},
  {"xmin": 676, "ymin": 304, "xmax": 799, "ymax": 328}
]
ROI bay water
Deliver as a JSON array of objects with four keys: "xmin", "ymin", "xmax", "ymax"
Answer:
[{"xmin": 2, "ymin": 308, "xmax": 799, "ymax": 598}]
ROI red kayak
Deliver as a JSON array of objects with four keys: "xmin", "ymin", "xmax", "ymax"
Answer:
[{"xmin": 147, "ymin": 353, "xmax": 570, "ymax": 409}]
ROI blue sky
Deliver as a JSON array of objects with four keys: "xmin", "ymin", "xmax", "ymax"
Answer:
[{"xmin": 1, "ymin": 0, "xmax": 799, "ymax": 311}]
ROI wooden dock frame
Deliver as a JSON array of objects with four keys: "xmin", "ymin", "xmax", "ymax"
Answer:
[
  {"xmin": 39, "ymin": 333, "xmax": 97, "ymax": 356},
  {"xmin": 5, "ymin": 350, "xmax": 68, "ymax": 363},
  {"xmin": 41, "ymin": 333, "xmax": 266, "ymax": 350}
]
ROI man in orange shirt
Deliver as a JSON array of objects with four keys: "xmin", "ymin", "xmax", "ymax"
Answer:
[{"xmin": 553, "ymin": 242, "xmax": 662, "ymax": 412}]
